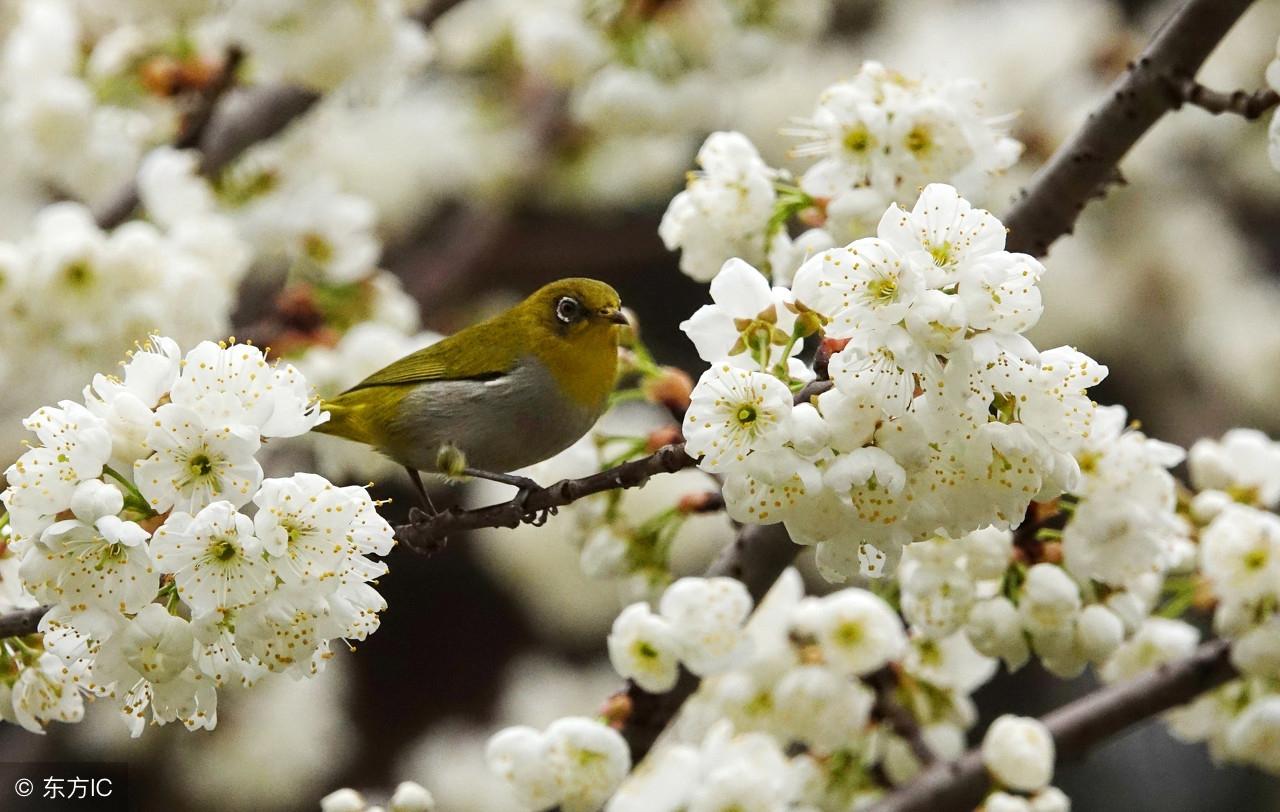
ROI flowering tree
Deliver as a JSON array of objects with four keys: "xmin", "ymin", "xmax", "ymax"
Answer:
[{"xmin": 1, "ymin": 1, "xmax": 1280, "ymax": 811}]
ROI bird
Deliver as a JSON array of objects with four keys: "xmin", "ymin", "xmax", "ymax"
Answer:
[{"xmin": 312, "ymin": 278, "xmax": 628, "ymax": 514}]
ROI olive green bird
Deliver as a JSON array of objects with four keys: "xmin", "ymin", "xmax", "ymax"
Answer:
[{"xmin": 313, "ymin": 278, "xmax": 628, "ymax": 509}]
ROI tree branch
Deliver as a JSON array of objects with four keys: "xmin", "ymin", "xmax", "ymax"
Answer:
[
  {"xmin": 870, "ymin": 666, "xmax": 936, "ymax": 768},
  {"xmin": 91, "ymin": 0, "xmax": 471, "ymax": 232},
  {"xmin": 1003, "ymin": 0, "xmax": 1258, "ymax": 257},
  {"xmin": 1172, "ymin": 78, "xmax": 1280, "ymax": 120},
  {"xmin": 393, "ymin": 444, "xmax": 698, "ymax": 554},
  {"xmin": 391, "ymin": 381, "xmax": 833, "ymax": 556},
  {"xmin": 870, "ymin": 639, "xmax": 1236, "ymax": 812},
  {"xmin": 93, "ymin": 46, "xmax": 249, "ymax": 229},
  {"xmin": 0, "ymin": 606, "xmax": 49, "ymax": 639}
]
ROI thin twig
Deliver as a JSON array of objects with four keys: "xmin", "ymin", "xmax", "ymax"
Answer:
[
  {"xmin": 391, "ymin": 381, "xmax": 832, "ymax": 555},
  {"xmin": 870, "ymin": 639, "xmax": 1236, "ymax": 812},
  {"xmin": 94, "ymin": 47, "xmax": 248, "ymax": 229},
  {"xmin": 1003, "ymin": 0, "xmax": 1258, "ymax": 257},
  {"xmin": 1172, "ymin": 78, "xmax": 1280, "ymax": 120},
  {"xmin": 0, "ymin": 606, "xmax": 50, "ymax": 639},
  {"xmin": 410, "ymin": 0, "xmax": 470, "ymax": 26},
  {"xmin": 393, "ymin": 444, "xmax": 698, "ymax": 554},
  {"xmin": 869, "ymin": 666, "xmax": 936, "ymax": 768}
]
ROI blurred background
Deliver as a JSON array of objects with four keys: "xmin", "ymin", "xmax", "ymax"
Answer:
[{"xmin": 1, "ymin": 0, "xmax": 1280, "ymax": 809}]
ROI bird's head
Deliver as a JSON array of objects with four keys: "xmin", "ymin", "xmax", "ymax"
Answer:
[{"xmin": 519, "ymin": 278, "xmax": 628, "ymax": 347}]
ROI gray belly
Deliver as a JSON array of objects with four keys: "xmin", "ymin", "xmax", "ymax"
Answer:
[{"xmin": 385, "ymin": 357, "xmax": 600, "ymax": 474}]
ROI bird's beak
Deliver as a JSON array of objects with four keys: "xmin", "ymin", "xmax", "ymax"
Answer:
[{"xmin": 603, "ymin": 307, "xmax": 630, "ymax": 326}]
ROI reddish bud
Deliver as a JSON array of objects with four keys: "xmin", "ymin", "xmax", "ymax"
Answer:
[
  {"xmin": 275, "ymin": 285, "xmax": 325, "ymax": 333},
  {"xmin": 139, "ymin": 56, "xmax": 184, "ymax": 97},
  {"xmin": 1040, "ymin": 541, "xmax": 1063, "ymax": 565},
  {"xmin": 643, "ymin": 366, "xmax": 694, "ymax": 417},
  {"xmin": 600, "ymin": 691, "xmax": 633, "ymax": 729},
  {"xmin": 646, "ymin": 424, "xmax": 683, "ymax": 452},
  {"xmin": 813, "ymin": 337, "xmax": 850, "ymax": 380},
  {"xmin": 677, "ymin": 491, "xmax": 724, "ymax": 515}
]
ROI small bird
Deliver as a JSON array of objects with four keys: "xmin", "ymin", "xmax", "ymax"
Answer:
[{"xmin": 313, "ymin": 278, "xmax": 628, "ymax": 510}]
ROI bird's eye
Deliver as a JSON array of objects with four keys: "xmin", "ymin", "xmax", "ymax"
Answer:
[{"xmin": 555, "ymin": 296, "xmax": 582, "ymax": 324}]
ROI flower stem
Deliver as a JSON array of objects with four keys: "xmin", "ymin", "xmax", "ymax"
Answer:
[{"xmin": 102, "ymin": 465, "xmax": 156, "ymax": 518}]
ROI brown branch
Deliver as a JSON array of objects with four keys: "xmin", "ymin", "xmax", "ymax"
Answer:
[
  {"xmin": 394, "ymin": 444, "xmax": 698, "ymax": 554},
  {"xmin": 91, "ymin": 2, "xmax": 477, "ymax": 234},
  {"xmin": 93, "ymin": 47, "xmax": 248, "ymax": 229},
  {"xmin": 410, "ymin": 0, "xmax": 470, "ymax": 26},
  {"xmin": 196, "ymin": 84, "xmax": 321, "ymax": 179},
  {"xmin": 870, "ymin": 666, "xmax": 936, "ymax": 768},
  {"xmin": 1003, "ymin": 0, "xmax": 1258, "ymax": 257},
  {"xmin": 1172, "ymin": 78, "xmax": 1280, "ymax": 120},
  {"xmin": 870, "ymin": 639, "xmax": 1236, "ymax": 812},
  {"xmin": 392, "ymin": 381, "xmax": 832, "ymax": 555},
  {"xmin": 0, "ymin": 605, "xmax": 50, "ymax": 639}
]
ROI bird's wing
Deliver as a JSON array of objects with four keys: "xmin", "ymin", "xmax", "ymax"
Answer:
[{"xmin": 343, "ymin": 320, "xmax": 516, "ymax": 391}]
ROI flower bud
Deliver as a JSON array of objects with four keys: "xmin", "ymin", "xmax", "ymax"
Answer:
[
  {"xmin": 643, "ymin": 366, "xmax": 694, "ymax": 417},
  {"xmin": 982, "ymin": 715, "xmax": 1055, "ymax": 792}
]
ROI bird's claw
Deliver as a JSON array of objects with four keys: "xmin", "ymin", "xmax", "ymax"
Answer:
[
  {"xmin": 523, "ymin": 504, "xmax": 558, "ymax": 527},
  {"xmin": 402, "ymin": 506, "xmax": 448, "ymax": 556},
  {"xmin": 512, "ymin": 486, "xmax": 557, "ymax": 527}
]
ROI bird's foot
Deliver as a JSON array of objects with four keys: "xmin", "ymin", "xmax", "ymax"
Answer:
[
  {"xmin": 398, "ymin": 507, "xmax": 448, "ymax": 556},
  {"xmin": 461, "ymin": 468, "xmax": 556, "ymax": 525}
]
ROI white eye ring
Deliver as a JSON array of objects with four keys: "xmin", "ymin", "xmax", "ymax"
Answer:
[{"xmin": 555, "ymin": 296, "xmax": 581, "ymax": 324}]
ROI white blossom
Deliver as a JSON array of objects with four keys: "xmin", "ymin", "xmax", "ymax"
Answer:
[
  {"xmin": 151, "ymin": 502, "xmax": 275, "ymax": 614},
  {"xmin": 683, "ymin": 365, "xmax": 793, "ymax": 474},
  {"xmin": 659, "ymin": 577, "xmax": 753, "ymax": 676},
  {"xmin": 607, "ymin": 603, "xmax": 682, "ymax": 693},
  {"xmin": 1099, "ymin": 618, "xmax": 1199, "ymax": 683},
  {"xmin": 660, "ymin": 132, "xmax": 778, "ymax": 282},
  {"xmin": 1199, "ymin": 504, "xmax": 1280, "ymax": 604},
  {"xmin": 791, "ymin": 589, "xmax": 905, "ymax": 676},
  {"xmin": 91, "ymin": 604, "xmax": 217, "ymax": 736}
]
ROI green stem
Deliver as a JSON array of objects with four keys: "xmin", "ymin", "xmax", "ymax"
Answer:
[
  {"xmin": 607, "ymin": 388, "xmax": 649, "ymax": 409},
  {"xmin": 771, "ymin": 332, "xmax": 801, "ymax": 382},
  {"xmin": 103, "ymin": 465, "xmax": 155, "ymax": 517},
  {"xmin": 601, "ymin": 438, "xmax": 652, "ymax": 470}
]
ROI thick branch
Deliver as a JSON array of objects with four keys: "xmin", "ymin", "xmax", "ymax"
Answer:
[
  {"xmin": 0, "ymin": 606, "xmax": 50, "ymax": 638},
  {"xmin": 1173, "ymin": 79, "xmax": 1280, "ymax": 120},
  {"xmin": 870, "ymin": 639, "xmax": 1236, "ymax": 812},
  {"xmin": 1003, "ymin": 0, "xmax": 1257, "ymax": 257}
]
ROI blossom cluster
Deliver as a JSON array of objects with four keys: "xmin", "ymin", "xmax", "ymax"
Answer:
[
  {"xmin": 0, "ymin": 337, "xmax": 393, "ymax": 736},
  {"xmin": 1163, "ymin": 430, "xmax": 1280, "ymax": 775},
  {"xmin": 0, "ymin": 0, "xmax": 435, "ymax": 472},
  {"xmin": 679, "ymin": 181, "xmax": 1105, "ymax": 582},
  {"xmin": 607, "ymin": 576, "xmax": 752, "ymax": 692},
  {"xmin": 661, "ymin": 61, "xmax": 1021, "ymax": 282},
  {"xmin": 891, "ymin": 404, "xmax": 1192, "ymax": 680},
  {"xmin": 486, "ymin": 717, "xmax": 631, "ymax": 812}
]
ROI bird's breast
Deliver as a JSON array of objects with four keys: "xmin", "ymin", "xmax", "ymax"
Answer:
[{"xmin": 388, "ymin": 357, "xmax": 601, "ymax": 474}]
